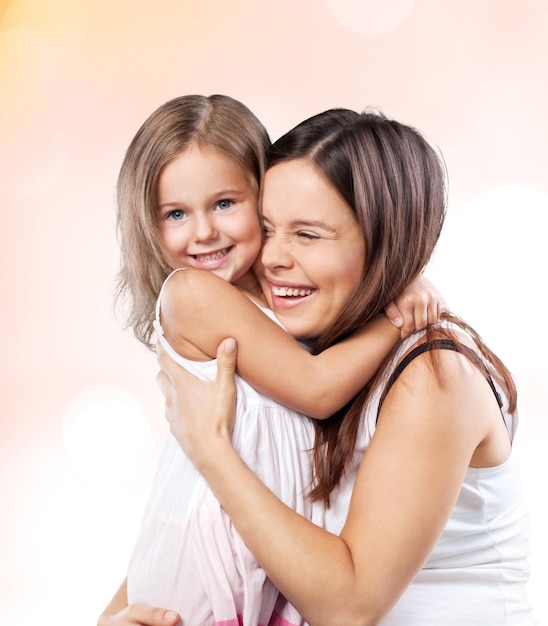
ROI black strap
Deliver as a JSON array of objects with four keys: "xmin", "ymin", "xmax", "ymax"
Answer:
[{"xmin": 376, "ymin": 339, "xmax": 503, "ymax": 422}]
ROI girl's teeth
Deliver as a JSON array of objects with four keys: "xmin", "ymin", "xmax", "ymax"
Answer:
[
  {"xmin": 272, "ymin": 286, "xmax": 314, "ymax": 297},
  {"xmin": 195, "ymin": 248, "xmax": 228, "ymax": 262}
]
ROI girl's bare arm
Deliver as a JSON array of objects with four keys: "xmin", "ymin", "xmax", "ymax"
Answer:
[
  {"xmin": 160, "ymin": 269, "xmax": 392, "ymax": 418},
  {"xmin": 160, "ymin": 268, "xmax": 442, "ymax": 418}
]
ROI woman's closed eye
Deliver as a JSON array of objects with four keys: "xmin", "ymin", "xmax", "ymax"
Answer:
[
  {"xmin": 262, "ymin": 228, "xmax": 320, "ymax": 240},
  {"xmin": 297, "ymin": 230, "xmax": 320, "ymax": 240}
]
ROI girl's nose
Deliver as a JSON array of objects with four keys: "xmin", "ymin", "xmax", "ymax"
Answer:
[{"xmin": 194, "ymin": 214, "xmax": 218, "ymax": 242}]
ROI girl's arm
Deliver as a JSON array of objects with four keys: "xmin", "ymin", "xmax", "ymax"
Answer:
[
  {"xmin": 159, "ymin": 269, "xmax": 443, "ymax": 419},
  {"xmin": 97, "ymin": 578, "xmax": 178, "ymax": 626},
  {"xmin": 157, "ymin": 338, "xmax": 496, "ymax": 626}
]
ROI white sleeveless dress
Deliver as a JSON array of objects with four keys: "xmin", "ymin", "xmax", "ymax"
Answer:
[{"xmin": 127, "ymin": 270, "xmax": 323, "ymax": 626}]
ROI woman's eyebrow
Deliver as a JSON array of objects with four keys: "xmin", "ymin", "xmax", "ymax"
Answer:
[
  {"xmin": 292, "ymin": 219, "xmax": 334, "ymax": 231},
  {"xmin": 262, "ymin": 215, "xmax": 335, "ymax": 232}
]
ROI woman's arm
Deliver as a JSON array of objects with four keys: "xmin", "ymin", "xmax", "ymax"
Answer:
[
  {"xmin": 159, "ymin": 269, "xmax": 443, "ymax": 419},
  {"xmin": 157, "ymin": 338, "xmax": 495, "ymax": 626},
  {"xmin": 97, "ymin": 578, "xmax": 179, "ymax": 626}
]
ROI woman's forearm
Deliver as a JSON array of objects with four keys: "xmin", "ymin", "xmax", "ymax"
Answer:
[
  {"xmin": 193, "ymin": 437, "xmax": 369, "ymax": 626},
  {"xmin": 157, "ymin": 339, "xmax": 476, "ymax": 626},
  {"xmin": 158, "ymin": 339, "xmax": 382, "ymax": 625}
]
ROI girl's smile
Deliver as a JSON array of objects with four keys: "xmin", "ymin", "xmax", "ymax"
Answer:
[{"xmin": 157, "ymin": 142, "xmax": 262, "ymax": 289}]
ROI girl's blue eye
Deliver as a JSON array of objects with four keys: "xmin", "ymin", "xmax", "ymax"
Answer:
[
  {"xmin": 168, "ymin": 209, "xmax": 186, "ymax": 221},
  {"xmin": 216, "ymin": 199, "xmax": 233, "ymax": 210}
]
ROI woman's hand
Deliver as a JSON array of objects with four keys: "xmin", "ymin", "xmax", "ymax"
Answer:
[
  {"xmin": 384, "ymin": 275, "xmax": 447, "ymax": 335},
  {"xmin": 98, "ymin": 605, "xmax": 179, "ymax": 626},
  {"xmin": 156, "ymin": 338, "xmax": 238, "ymax": 468},
  {"xmin": 97, "ymin": 579, "xmax": 179, "ymax": 626}
]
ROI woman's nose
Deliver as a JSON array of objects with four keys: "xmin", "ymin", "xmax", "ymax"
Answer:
[{"xmin": 260, "ymin": 234, "xmax": 293, "ymax": 270}]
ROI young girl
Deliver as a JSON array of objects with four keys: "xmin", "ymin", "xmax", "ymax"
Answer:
[{"xmin": 101, "ymin": 96, "xmax": 444, "ymax": 626}]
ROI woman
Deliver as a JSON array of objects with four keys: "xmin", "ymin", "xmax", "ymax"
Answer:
[{"xmin": 157, "ymin": 109, "xmax": 535, "ymax": 625}]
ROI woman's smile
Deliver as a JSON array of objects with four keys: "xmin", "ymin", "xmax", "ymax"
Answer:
[{"xmin": 257, "ymin": 158, "xmax": 365, "ymax": 341}]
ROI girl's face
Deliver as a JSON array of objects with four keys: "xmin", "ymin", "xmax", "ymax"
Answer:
[
  {"xmin": 257, "ymin": 159, "xmax": 366, "ymax": 342},
  {"xmin": 156, "ymin": 143, "xmax": 262, "ymax": 289}
]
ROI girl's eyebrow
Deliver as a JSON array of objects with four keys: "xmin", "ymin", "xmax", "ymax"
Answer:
[
  {"xmin": 212, "ymin": 188, "xmax": 247, "ymax": 197},
  {"xmin": 158, "ymin": 188, "xmax": 247, "ymax": 209}
]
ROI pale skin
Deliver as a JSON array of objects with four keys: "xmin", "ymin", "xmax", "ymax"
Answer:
[
  {"xmin": 99, "ymin": 149, "xmax": 444, "ymax": 625},
  {"xmin": 152, "ymin": 159, "xmax": 514, "ymax": 625}
]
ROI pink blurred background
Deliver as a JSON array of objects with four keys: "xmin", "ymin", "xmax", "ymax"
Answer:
[{"xmin": 1, "ymin": 1, "xmax": 546, "ymax": 623}]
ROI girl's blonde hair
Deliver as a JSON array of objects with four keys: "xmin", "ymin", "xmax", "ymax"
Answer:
[{"xmin": 115, "ymin": 95, "xmax": 270, "ymax": 348}]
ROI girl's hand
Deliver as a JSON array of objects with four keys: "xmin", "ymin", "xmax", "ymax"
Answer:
[
  {"xmin": 156, "ymin": 338, "xmax": 238, "ymax": 468},
  {"xmin": 98, "ymin": 605, "xmax": 179, "ymax": 626},
  {"xmin": 384, "ymin": 275, "xmax": 447, "ymax": 336}
]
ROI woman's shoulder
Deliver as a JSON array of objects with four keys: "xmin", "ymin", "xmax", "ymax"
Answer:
[{"xmin": 371, "ymin": 322, "xmax": 502, "ymax": 427}]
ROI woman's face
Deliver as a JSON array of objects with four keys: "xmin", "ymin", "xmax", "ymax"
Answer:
[{"xmin": 256, "ymin": 158, "xmax": 366, "ymax": 342}]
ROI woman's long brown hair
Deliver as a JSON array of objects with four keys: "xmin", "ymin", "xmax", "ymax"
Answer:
[{"xmin": 267, "ymin": 109, "xmax": 517, "ymax": 505}]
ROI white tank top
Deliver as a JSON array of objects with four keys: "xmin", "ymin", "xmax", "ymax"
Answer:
[{"xmin": 325, "ymin": 326, "xmax": 536, "ymax": 625}]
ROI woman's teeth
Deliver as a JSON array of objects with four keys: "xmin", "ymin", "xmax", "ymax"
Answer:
[{"xmin": 272, "ymin": 286, "xmax": 314, "ymax": 297}]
